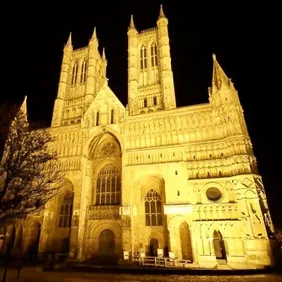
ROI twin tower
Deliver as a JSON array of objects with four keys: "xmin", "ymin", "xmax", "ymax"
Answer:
[{"xmin": 51, "ymin": 5, "xmax": 176, "ymax": 127}]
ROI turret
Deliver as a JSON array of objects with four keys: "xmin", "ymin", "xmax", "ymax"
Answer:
[
  {"xmin": 127, "ymin": 15, "xmax": 139, "ymax": 115},
  {"xmin": 209, "ymin": 53, "xmax": 240, "ymax": 107},
  {"xmin": 209, "ymin": 54, "xmax": 249, "ymax": 136},
  {"xmin": 57, "ymin": 33, "xmax": 73, "ymax": 99},
  {"xmin": 85, "ymin": 27, "xmax": 99, "ymax": 107},
  {"xmin": 156, "ymin": 5, "xmax": 176, "ymax": 110},
  {"xmin": 51, "ymin": 33, "xmax": 73, "ymax": 127}
]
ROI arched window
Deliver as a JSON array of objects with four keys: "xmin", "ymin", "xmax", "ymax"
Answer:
[
  {"xmin": 96, "ymin": 164, "xmax": 121, "ymax": 205},
  {"xmin": 110, "ymin": 109, "xmax": 114, "ymax": 124},
  {"xmin": 71, "ymin": 61, "xmax": 78, "ymax": 85},
  {"xmin": 96, "ymin": 111, "xmax": 100, "ymax": 126},
  {"xmin": 145, "ymin": 189, "xmax": 163, "ymax": 226},
  {"xmin": 59, "ymin": 191, "xmax": 73, "ymax": 228},
  {"xmin": 151, "ymin": 43, "xmax": 158, "ymax": 67},
  {"xmin": 153, "ymin": 96, "xmax": 157, "ymax": 106},
  {"xmin": 80, "ymin": 59, "xmax": 87, "ymax": 83},
  {"xmin": 140, "ymin": 45, "xmax": 147, "ymax": 70},
  {"xmin": 144, "ymin": 97, "xmax": 147, "ymax": 108}
]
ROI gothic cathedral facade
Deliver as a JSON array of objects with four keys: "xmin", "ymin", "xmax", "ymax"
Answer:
[{"xmin": 16, "ymin": 6, "xmax": 276, "ymax": 269}]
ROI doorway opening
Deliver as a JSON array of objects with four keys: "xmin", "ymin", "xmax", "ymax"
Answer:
[
  {"xmin": 213, "ymin": 230, "xmax": 227, "ymax": 262},
  {"xmin": 149, "ymin": 238, "xmax": 158, "ymax": 256}
]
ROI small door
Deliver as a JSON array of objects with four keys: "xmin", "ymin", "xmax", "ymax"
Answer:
[
  {"xmin": 213, "ymin": 230, "xmax": 227, "ymax": 260},
  {"xmin": 149, "ymin": 238, "xmax": 158, "ymax": 256}
]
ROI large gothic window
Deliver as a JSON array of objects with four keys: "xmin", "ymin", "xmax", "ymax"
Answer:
[
  {"xmin": 140, "ymin": 45, "xmax": 147, "ymax": 70},
  {"xmin": 151, "ymin": 43, "xmax": 158, "ymax": 67},
  {"xmin": 96, "ymin": 164, "xmax": 121, "ymax": 205},
  {"xmin": 59, "ymin": 191, "xmax": 73, "ymax": 228},
  {"xmin": 145, "ymin": 190, "xmax": 163, "ymax": 226}
]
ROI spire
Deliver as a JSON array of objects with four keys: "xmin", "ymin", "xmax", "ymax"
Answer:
[
  {"xmin": 91, "ymin": 27, "xmax": 97, "ymax": 40},
  {"xmin": 158, "ymin": 4, "xmax": 166, "ymax": 19},
  {"xmin": 102, "ymin": 47, "xmax": 106, "ymax": 60},
  {"xmin": 129, "ymin": 15, "xmax": 135, "ymax": 29},
  {"xmin": 65, "ymin": 32, "xmax": 72, "ymax": 49},
  {"xmin": 212, "ymin": 53, "xmax": 232, "ymax": 91}
]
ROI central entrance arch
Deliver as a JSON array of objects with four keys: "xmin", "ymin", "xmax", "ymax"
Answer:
[{"xmin": 98, "ymin": 229, "xmax": 115, "ymax": 256}]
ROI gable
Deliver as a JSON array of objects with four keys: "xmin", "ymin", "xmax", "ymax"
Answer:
[{"xmin": 82, "ymin": 80, "xmax": 126, "ymax": 127}]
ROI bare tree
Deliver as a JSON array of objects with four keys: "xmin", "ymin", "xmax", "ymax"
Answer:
[
  {"xmin": 0, "ymin": 103, "xmax": 18, "ymax": 160},
  {"xmin": 0, "ymin": 106, "xmax": 63, "ymax": 223}
]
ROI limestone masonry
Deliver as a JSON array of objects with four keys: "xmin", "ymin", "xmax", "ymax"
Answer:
[{"xmin": 3, "ymin": 6, "xmax": 276, "ymax": 269}]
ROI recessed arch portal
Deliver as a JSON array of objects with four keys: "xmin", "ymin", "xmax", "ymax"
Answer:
[{"xmin": 91, "ymin": 132, "xmax": 122, "ymax": 206}]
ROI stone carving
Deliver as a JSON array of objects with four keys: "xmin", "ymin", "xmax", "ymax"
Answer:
[
  {"xmin": 88, "ymin": 205, "xmax": 120, "ymax": 220},
  {"xmin": 122, "ymin": 216, "xmax": 131, "ymax": 229},
  {"xmin": 101, "ymin": 142, "xmax": 116, "ymax": 157}
]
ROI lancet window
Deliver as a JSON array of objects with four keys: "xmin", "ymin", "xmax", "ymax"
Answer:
[
  {"xmin": 80, "ymin": 59, "xmax": 87, "ymax": 83},
  {"xmin": 96, "ymin": 164, "xmax": 121, "ymax": 205},
  {"xmin": 71, "ymin": 61, "xmax": 78, "ymax": 85},
  {"xmin": 58, "ymin": 191, "xmax": 73, "ymax": 228},
  {"xmin": 145, "ymin": 189, "xmax": 163, "ymax": 226},
  {"xmin": 151, "ymin": 43, "xmax": 158, "ymax": 67},
  {"xmin": 140, "ymin": 45, "xmax": 147, "ymax": 70}
]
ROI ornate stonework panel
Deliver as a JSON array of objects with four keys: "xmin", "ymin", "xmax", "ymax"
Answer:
[
  {"xmin": 88, "ymin": 205, "xmax": 120, "ymax": 220},
  {"xmin": 101, "ymin": 142, "xmax": 116, "ymax": 157}
]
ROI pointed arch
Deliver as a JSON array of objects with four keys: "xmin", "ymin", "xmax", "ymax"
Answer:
[{"xmin": 84, "ymin": 128, "xmax": 124, "ymax": 159}]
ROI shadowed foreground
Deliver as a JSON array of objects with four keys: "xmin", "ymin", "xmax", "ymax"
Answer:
[{"xmin": 0, "ymin": 267, "xmax": 281, "ymax": 282}]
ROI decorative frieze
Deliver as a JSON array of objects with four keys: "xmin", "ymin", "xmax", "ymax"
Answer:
[{"xmin": 88, "ymin": 205, "xmax": 120, "ymax": 220}]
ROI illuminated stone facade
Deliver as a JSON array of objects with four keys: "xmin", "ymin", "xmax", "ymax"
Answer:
[{"xmin": 9, "ymin": 6, "xmax": 275, "ymax": 269}]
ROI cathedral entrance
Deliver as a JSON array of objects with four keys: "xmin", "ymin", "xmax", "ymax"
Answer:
[
  {"xmin": 213, "ymin": 230, "xmax": 227, "ymax": 261},
  {"xmin": 149, "ymin": 238, "xmax": 158, "ymax": 256},
  {"xmin": 179, "ymin": 222, "xmax": 193, "ymax": 261},
  {"xmin": 98, "ymin": 229, "xmax": 115, "ymax": 260}
]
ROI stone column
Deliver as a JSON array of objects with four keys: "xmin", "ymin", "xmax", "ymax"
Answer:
[
  {"xmin": 77, "ymin": 158, "xmax": 92, "ymax": 260},
  {"xmin": 121, "ymin": 206, "xmax": 132, "ymax": 260}
]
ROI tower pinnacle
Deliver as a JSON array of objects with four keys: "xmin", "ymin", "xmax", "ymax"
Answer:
[
  {"xmin": 91, "ymin": 27, "xmax": 97, "ymax": 40},
  {"xmin": 212, "ymin": 53, "xmax": 230, "ymax": 90},
  {"xmin": 129, "ymin": 15, "xmax": 135, "ymax": 29},
  {"xmin": 102, "ymin": 47, "xmax": 106, "ymax": 60},
  {"xmin": 64, "ymin": 32, "xmax": 72, "ymax": 49},
  {"xmin": 159, "ymin": 4, "xmax": 166, "ymax": 18}
]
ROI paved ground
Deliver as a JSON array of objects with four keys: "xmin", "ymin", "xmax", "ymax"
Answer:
[{"xmin": 0, "ymin": 267, "xmax": 281, "ymax": 282}]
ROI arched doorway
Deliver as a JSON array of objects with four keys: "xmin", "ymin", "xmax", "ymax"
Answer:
[
  {"xmin": 149, "ymin": 238, "xmax": 158, "ymax": 256},
  {"xmin": 213, "ymin": 230, "xmax": 227, "ymax": 261},
  {"xmin": 98, "ymin": 229, "xmax": 115, "ymax": 257},
  {"xmin": 179, "ymin": 222, "xmax": 193, "ymax": 261},
  {"xmin": 26, "ymin": 222, "xmax": 41, "ymax": 261}
]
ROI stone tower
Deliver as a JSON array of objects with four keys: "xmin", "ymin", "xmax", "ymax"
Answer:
[
  {"xmin": 127, "ymin": 5, "xmax": 176, "ymax": 115},
  {"xmin": 51, "ymin": 29, "xmax": 107, "ymax": 127}
]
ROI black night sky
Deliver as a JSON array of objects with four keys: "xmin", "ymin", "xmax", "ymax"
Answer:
[{"xmin": 2, "ymin": 1, "xmax": 281, "ymax": 227}]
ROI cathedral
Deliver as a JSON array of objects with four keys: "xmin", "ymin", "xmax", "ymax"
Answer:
[{"xmin": 2, "ymin": 6, "xmax": 276, "ymax": 269}]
